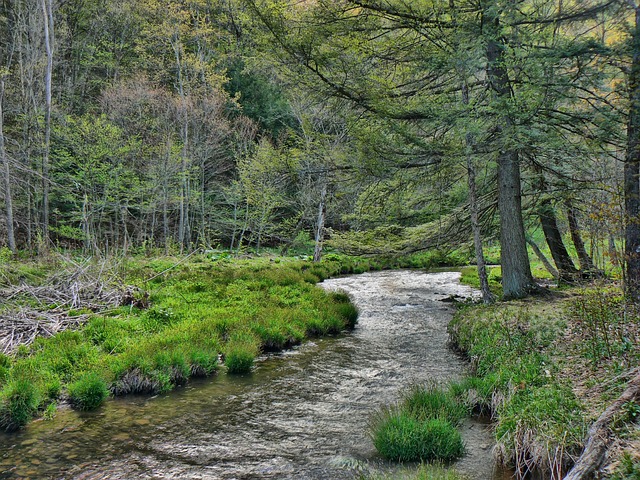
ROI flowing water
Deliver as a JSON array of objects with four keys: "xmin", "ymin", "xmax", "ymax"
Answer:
[{"xmin": 0, "ymin": 270, "xmax": 508, "ymax": 479}]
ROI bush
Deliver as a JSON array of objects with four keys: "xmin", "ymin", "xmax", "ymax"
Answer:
[
  {"xmin": 371, "ymin": 410, "xmax": 464, "ymax": 462},
  {"xmin": 0, "ymin": 380, "xmax": 41, "ymax": 431},
  {"xmin": 67, "ymin": 373, "xmax": 109, "ymax": 410}
]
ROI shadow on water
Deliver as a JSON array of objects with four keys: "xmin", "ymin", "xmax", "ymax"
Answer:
[{"xmin": 0, "ymin": 270, "xmax": 511, "ymax": 479}]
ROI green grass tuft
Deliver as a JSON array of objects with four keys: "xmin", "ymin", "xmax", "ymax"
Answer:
[
  {"xmin": 371, "ymin": 409, "xmax": 464, "ymax": 462},
  {"xmin": 67, "ymin": 373, "xmax": 109, "ymax": 410},
  {"xmin": 0, "ymin": 380, "xmax": 42, "ymax": 431}
]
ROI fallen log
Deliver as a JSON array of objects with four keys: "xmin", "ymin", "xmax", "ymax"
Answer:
[{"xmin": 563, "ymin": 369, "xmax": 640, "ymax": 480}]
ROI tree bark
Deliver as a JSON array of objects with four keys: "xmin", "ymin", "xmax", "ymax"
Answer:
[
  {"xmin": 462, "ymin": 83, "xmax": 493, "ymax": 303},
  {"xmin": 485, "ymin": 16, "xmax": 535, "ymax": 299},
  {"xmin": 0, "ymin": 77, "xmax": 16, "ymax": 254},
  {"xmin": 526, "ymin": 237, "xmax": 559, "ymax": 279},
  {"xmin": 539, "ymin": 199, "xmax": 579, "ymax": 279},
  {"xmin": 624, "ymin": 6, "xmax": 640, "ymax": 303}
]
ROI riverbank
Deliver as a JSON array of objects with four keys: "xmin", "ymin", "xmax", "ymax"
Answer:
[
  {"xmin": 449, "ymin": 282, "xmax": 640, "ymax": 479},
  {"xmin": 0, "ymin": 254, "xmax": 371, "ymax": 430}
]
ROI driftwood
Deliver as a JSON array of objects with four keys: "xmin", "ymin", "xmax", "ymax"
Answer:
[{"xmin": 563, "ymin": 369, "xmax": 640, "ymax": 480}]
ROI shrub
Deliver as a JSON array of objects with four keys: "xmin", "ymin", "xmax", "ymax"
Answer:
[
  {"xmin": 0, "ymin": 380, "xmax": 41, "ymax": 431},
  {"xmin": 67, "ymin": 373, "xmax": 109, "ymax": 410},
  {"xmin": 371, "ymin": 409, "xmax": 464, "ymax": 462}
]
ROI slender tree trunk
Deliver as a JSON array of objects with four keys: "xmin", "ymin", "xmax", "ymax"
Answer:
[
  {"xmin": 0, "ymin": 78, "xmax": 16, "ymax": 254},
  {"xmin": 565, "ymin": 200, "xmax": 597, "ymax": 273},
  {"xmin": 313, "ymin": 181, "xmax": 327, "ymax": 263},
  {"xmin": 41, "ymin": 0, "xmax": 54, "ymax": 243},
  {"xmin": 625, "ymin": 6, "xmax": 640, "ymax": 302},
  {"xmin": 526, "ymin": 237, "xmax": 559, "ymax": 279},
  {"xmin": 486, "ymin": 30, "xmax": 535, "ymax": 298},
  {"xmin": 462, "ymin": 83, "xmax": 493, "ymax": 303}
]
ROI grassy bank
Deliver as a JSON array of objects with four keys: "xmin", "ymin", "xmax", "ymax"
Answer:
[
  {"xmin": 0, "ymin": 254, "xmax": 369, "ymax": 430},
  {"xmin": 448, "ymin": 283, "xmax": 640, "ymax": 479}
]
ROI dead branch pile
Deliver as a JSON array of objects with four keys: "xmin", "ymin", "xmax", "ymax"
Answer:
[
  {"xmin": 0, "ymin": 258, "xmax": 148, "ymax": 355},
  {"xmin": 0, "ymin": 307, "xmax": 89, "ymax": 355}
]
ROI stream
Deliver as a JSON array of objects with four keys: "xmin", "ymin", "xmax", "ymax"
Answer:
[{"xmin": 0, "ymin": 270, "xmax": 508, "ymax": 479}]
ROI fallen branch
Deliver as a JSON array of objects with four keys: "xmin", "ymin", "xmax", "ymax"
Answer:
[{"xmin": 563, "ymin": 369, "xmax": 640, "ymax": 480}]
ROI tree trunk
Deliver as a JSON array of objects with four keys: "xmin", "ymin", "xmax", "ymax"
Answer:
[
  {"xmin": 486, "ymin": 24, "xmax": 535, "ymax": 299},
  {"xmin": 313, "ymin": 181, "xmax": 327, "ymax": 263},
  {"xmin": 566, "ymin": 200, "xmax": 597, "ymax": 273},
  {"xmin": 625, "ymin": 6, "xmax": 640, "ymax": 303},
  {"xmin": 526, "ymin": 237, "xmax": 559, "ymax": 279},
  {"xmin": 462, "ymin": 83, "xmax": 493, "ymax": 303},
  {"xmin": 538, "ymin": 199, "xmax": 578, "ymax": 280},
  {"xmin": 0, "ymin": 78, "xmax": 16, "ymax": 254},
  {"xmin": 41, "ymin": 0, "xmax": 54, "ymax": 243}
]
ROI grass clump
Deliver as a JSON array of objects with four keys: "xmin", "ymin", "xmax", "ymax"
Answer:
[
  {"xmin": 225, "ymin": 332, "xmax": 260, "ymax": 374},
  {"xmin": 67, "ymin": 373, "xmax": 109, "ymax": 410},
  {"xmin": 370, "ymin": 383, "xmax": 467, "ymax": 463},
  {"xmin": 0, "ymin": 380, "xmax": 42, "ymax": 431},
  {"xmin": 371, "ymin": 409, "xmax": 464, "ymax": 462}
]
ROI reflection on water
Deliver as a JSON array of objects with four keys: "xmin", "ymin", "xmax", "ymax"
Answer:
[{"xmin": 0, "ymin": 271, "xmax": 508, "ymax": 479}]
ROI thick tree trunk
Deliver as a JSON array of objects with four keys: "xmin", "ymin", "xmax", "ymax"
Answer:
[
  {"xmin": 486, "ymin": 29, "xmax": 535, "ymax": 299},
  {"xmin": 539, "ymin": 200, "xmax": 579, "ymax": 279},
  {"xmin": 0, "ymin": 78, "xmax": 16, "ymax": 254},
  {"xmin": 566, "ymin": 200, "xmax": 597, "ymax": 274},
  {"xmin": 625, "ymin": 6, "xmax": 640, "ymax": 303}
]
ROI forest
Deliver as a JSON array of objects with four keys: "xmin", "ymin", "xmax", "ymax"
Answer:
[{"xmin": 1, "ymin": 0, "xmax": 640, "ymax": 479}]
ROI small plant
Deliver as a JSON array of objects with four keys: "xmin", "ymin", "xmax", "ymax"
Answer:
[
  {"xmin": 610, "ymin": 452, "xmax": 640, "ymax": 480},
  {"xmin": 402, "ymin": 384, "xmax": 469, "ymax": 424},
  {"xmin": 67, "ymin": 373, "xmax": 109, "ymax": 410}
]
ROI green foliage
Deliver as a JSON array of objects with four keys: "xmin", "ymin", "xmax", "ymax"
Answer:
[
  {"xmin": 67, "ymin": 373, "xmax": 109, "ymax": 410},
  {"xmin": 0, "ymin": 255, "xmax": 362, "ymax": 426},
  {"xmin": 371, "ymin": 410, "xmax": 464, "ymax": 462},
  {"xmin": 364, "ymin": 464, "xmax": 467, "ymax": 480},
  {"xmin": 569, "ymin": 288, "xmax": 637, "ymax": 369}
]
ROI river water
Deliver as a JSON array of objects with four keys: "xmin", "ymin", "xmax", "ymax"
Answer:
[{"xmin": 0, "ymin": 270, "xmax": 506, "ymax": 479}]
